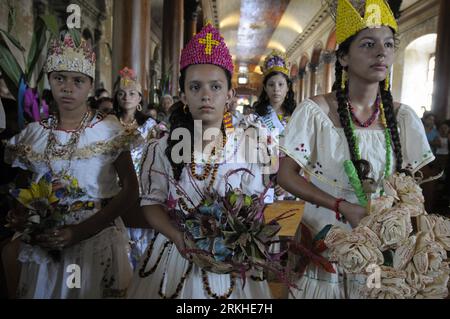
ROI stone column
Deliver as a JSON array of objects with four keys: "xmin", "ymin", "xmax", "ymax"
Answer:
[
  {"xmin": 432, "ymin": 0, "xmax": 450, "ymax": 119},
  {"xmin": 298, "ymin": 71, "xmax": 305, "ymax": 103},
  {"xmin": 112, "ymin": 0, "xmax": 152, "ymax": 100},
  {"xmin": 322, "ymin": 50, "xmax": 336, "ymax": 94},
  {"xmin": 162, "ymin": 0, "xmax": 184, "ymax": 97},
  {"xmin": 309, "ymin": 63, "xmax": 318, "ymax": 97}
]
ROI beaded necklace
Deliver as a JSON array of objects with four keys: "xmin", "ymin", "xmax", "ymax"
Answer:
[
  {"xmin": 177, "ymin": 133, "xmax": 227, "ymax": 214},
  {"xmin": 119, "ymin": 117, "xmax": 138, "ymax": 129},
  {"xmin": 348, "ymin": 95, "xmax": 380, "ymax": 128},
  {"xmin": 344, "ymin": 95, "xmax": 392, "ymax": 206},
  {"xmin": 44, "ymin": 109, "xmax": 92, "ymax": 179}
]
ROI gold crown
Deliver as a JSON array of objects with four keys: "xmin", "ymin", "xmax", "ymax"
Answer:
[
  {"xmin": 45, "ymin": 33, "xmax": 96, "ymax": 78},
  {"xmin": 118, "ymin": 67, "xmax": 142, "ymax": 93},
  {"xmin": 261, "ymin": 50, "xmax": 289, "ymax": 77},
  {"xmin": 336, "ymin": 0, "xmax": 398, "ymax": 44}
]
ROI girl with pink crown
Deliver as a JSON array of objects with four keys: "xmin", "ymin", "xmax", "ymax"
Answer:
[{"xmin": 128, "ymin": 23, "xmax": 274, "ymax": 299}]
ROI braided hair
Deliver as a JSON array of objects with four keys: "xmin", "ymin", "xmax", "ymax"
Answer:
[
  {"xmin": 254, "ymin": 71, "xmax": 296, "ymax": 117},
  {"xmin": 165, "ymin": 66, "xmax": 232, "ymax": 181},
  {"xmin": 333, "ymin": 31, "xmax": 404, "ymax": 182}
]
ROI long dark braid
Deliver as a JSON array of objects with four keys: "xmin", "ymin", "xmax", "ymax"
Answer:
[
  {"xmin": 165, "ymin": 66, "xmax": 232, "ymax": 181},
  {"xmin": 165, "ymin": 101, "xmax": 194, "ymax": 181},
  {"xmin": 333, "ymin": 32, "xmax": 403, "ymax": 181},
  {"xmin": 380, "ymin": 79, "xmax": 404, "ymax": 173}
]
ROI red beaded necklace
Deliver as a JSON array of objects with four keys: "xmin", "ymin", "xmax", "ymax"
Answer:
[{"xmin": 347, "ymin": 95, "xmax": 380, "ymax": 128}]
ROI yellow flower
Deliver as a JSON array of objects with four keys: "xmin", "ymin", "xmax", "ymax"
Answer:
[{"xmin": 13, "ymin": 174, "xmax": 59, "ymax": 209}]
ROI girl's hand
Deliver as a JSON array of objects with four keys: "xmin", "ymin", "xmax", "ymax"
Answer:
[
  {"xmin": 172, "ymin": 231, "xmax": 188, "ymax": 259},
  {"xmin": 274, "ymin": 185, "xmax": 287, "ymax": 197},
  {"xmin": 35, "ymin": 226, "xmax": 82, "ymax": 250},
  {"xmin": 339, "ymin": 201, "xmax": 367, "ymax": 228},
  {"xmin": 6, "ymin": 206, "xmax": 28, "ymax": 231}
]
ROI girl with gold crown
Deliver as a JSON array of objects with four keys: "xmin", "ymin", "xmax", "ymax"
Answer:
[
  {"xmin": 255, "ymin": 50, "xmax": 297, "ymax": 201},
  {"xmin": 4, "ymin": 32, "xmax": 136, "ymax": 298},
  {"xmin": 113, "ymin": 67, "xmax": 158, "ymax": 270},
  {"xmin": 278, "ymin": 0, "xmax": 434, "ymax": 298},
  {"xmin": 127, "ymin": 23, "xmax": 274, "ymax": 299}
]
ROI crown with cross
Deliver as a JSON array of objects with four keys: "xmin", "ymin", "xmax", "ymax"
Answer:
[
  {"xmin": 335, "ymin": 0, "xmax": 398, "ymax": 44},
  {"xmin": 46, "ymin": 32, "xmax": 96, "ymax": 78},
  {"xmin": 180, "ymin": 22, "xmax": 234, "ymax": 75}
]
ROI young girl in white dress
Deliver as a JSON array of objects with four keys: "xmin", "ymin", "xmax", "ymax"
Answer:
[
  {"xmin": 255, "ymin": 50, "xmax": 297, "ymax": 201},
  {"xmin": 278, "ymin": 0, "xmax": 434, "ymax": 298},
  {"xmin": 113, "ymin": 67, "xmax": 158, "ymax": 270},
  {"xmin": 128, "ymin": 23, "xmax": 274, "ymax": 299},
  {"xmin": 5, "ymin": 32, "xmax": 137, "ymax": 298}
]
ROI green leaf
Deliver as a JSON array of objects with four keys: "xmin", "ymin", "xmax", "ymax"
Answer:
[
  {"xmin": 0, "ymin": 42, "xmax": 23, "ymax": 88},
  {"xmin": 26, "ymin": 17, "xmax": 48, "ymax": 81},
  {"xmin": 383, "ymin": 249, "xmax": 394, "ymax": 267},
  {"xmin": 42, "ymin": 15, "xmax": 59, "ymax": 37},
  {"xmin": 68, "ymin": 29, "xmax": 81, "ymax": 47},
  {"xmin": 313, "ymin": 224, "xmax": 333, "ymax": 242},
  {"xmin": 0, "ymin": 29, "xmax": 25, "ymax": 52}
]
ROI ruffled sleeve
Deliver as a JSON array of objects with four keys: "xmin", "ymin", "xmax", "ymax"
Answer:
[
  {"xmin": 4, "ymin": 122, "xmax": 40, "ymax": 170},
  {"xmin": 280, "ymin": 99, "xmax": 336, "ymax": 173},
  {"xmin": 235, "ymin": 113, "xmax": 279, "ymax": 175},
  {"xmin": 139, "ymin": 136, "xmax": 170, "ymax": 207},
  {"xmin": 138, "ymin": 117, "xmax": 157, "ymax": 141},
  {"xmin": 397, "ymin": 105, "xmax": 435, "ymax": 172}
]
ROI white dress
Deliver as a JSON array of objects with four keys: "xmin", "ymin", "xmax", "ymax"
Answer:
[
  {"xmin": 4, "ymin": 112, "xmax": 133, "ymax": 298},
  {"xmin": 128, "ymin": 115, "xmax": 274, "ymax": 299},
  {"xmin": 126, "ymin": 117, "xmax": 158, "ymax": 270},
  {"xmin": 258, "ymin": 105, "xmax": 292, "ymax": 202},
  {"xmin": 280, "ymin": 99, "xmax": 434, "ymax": 299}
]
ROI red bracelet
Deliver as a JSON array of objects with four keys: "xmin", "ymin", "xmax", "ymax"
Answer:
[{"xmin": 334, "ymin": 198, "xmax": 346, "ymax": 221}]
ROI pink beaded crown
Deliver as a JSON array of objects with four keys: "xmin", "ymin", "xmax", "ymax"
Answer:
[{"xmin": 180, "ymin": 23, "xmax": 234, "ymax": 75}]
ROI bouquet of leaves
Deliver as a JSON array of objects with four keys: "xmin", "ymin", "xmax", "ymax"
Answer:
[
  {"xmin": 322, "ymin": 173, "xmax": 450, "ymax": 299},
  {"xmin": 6, "ymin": 172, "xmax": 84, "ymax": 260},
  {"xmin": 161, "ymin": 168, "xmax": 296, "ymax": 287}
]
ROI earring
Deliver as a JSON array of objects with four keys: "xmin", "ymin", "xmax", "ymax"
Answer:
[
  {"xmin": 137, "ymin": 104, "xmax": 142, "ymax": 112},
  {"xmin": 341, "ymin": 69, "xmax": 347, "ymax": 91},
  {"xmin": 384, "ymin": 72, "xmax": 390, "ymax": 91},
  {"xmin": 223, "ymin": 111, "xmax": 234, "ymax": 132},
  {"xmin": 183, "ymin": 104, "xmax": 189, "ymax": 114}
]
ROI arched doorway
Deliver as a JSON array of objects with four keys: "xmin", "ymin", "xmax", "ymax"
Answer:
[
  {"xmin": 298, "ymin": 54, "xmax": 309, "ymax": 102},
  {"xmin": 310, "ymin": 42, "xmax": 323, "ymax": 97},
  {"xmin": 290, "ymin": 63, "xmax": 299, "ymax": 102},
  {"xmin": 401, "ymin": 34, "xmax": 437, "ymax": 117},
  {"xmin": 324, "ymin": 29, "xmax": 337, "ymax": 93}
]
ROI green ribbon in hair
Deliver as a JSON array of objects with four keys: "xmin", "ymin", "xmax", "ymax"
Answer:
[{"xmin": 344, "ymin": 160, "xmax": 368, "ymax": 207}]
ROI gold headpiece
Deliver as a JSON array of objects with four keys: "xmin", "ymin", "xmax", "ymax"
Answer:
[
  {"xmin": 46, "ymin": 33, "xmax": 96, "ymax": 78},
  {"xmin": 118, "ymin": 67, "xmax": 142, "ymax": 93},
  {"xmin": 336, "ymin": 0, "xmax": 398, "ymax": 44},
  {"xmin": 261, "ymin": 50, "xmax": 289, "ymax": 77}
]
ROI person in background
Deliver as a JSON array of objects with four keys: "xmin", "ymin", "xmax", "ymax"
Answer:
[
  {"xmin": 157, "ymin": 94, "xmax": 173, "ymax": 124},
  {"xmin": 97, "ymin": 97, "xmax": 114, "ymax": 115},
  {"xmin": 423, "ymin": 112, "xmax": 440, "ymax": 155}
]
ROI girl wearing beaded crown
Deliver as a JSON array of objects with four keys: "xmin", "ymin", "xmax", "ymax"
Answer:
[
  {"xmin": 4, "ymin": 32, "xmax": 137, "ymax": 298},
  {"xmin": 255, "ymin": 50, "xmax": 297, "ymax": 201},
  {"xmin": 127, "ymin": 23, "xmax": 274, "ymax": 299},
  {"xmin": 113, "ymin": 67, "xmax": 159, "ymax": 269},
  {"xmin": 277, "ymin": 0, "xmax": 434, "ymax": 298}
]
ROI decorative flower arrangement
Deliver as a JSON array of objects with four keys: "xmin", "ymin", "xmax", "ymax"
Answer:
[
  {"xmin": 6, "ymin": 172, "xmax": 86, "ymax": 260},
  {"xmin": 323, "ymin": 173, "xmax": 450, "ymax": 299},
  {"xmin": 160, "ymin": 168, "xmax": 296, "ymax": 287}
]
